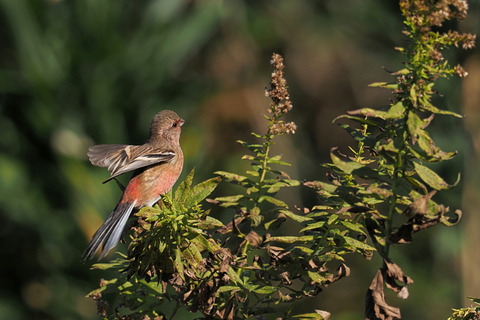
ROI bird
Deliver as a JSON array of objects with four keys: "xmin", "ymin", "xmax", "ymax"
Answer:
[{"xmin": 83, "ymin": 110, "xmax": 184, "ymax": 260}]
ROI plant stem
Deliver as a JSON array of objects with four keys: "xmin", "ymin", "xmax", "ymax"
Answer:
[
  {"xmin": 259, "ymin": 119, "xmax": 275, "ymax": 184},
  {"xmin": 384, "ymin": 169, "xmax": 399, "ymax": 258},
  {"xmin": 259, "ymin": 141, "xmax": 271, "ymax": 184}
]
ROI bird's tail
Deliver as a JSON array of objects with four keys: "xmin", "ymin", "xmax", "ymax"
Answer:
[{"xmin": 82, "ymin": 201, "xmax": 136, "ymax": 261}]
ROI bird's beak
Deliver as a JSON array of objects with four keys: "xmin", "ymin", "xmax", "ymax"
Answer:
[{"xmin": 178, "ymin": 119, "xmax": 185, "ymax": 127}]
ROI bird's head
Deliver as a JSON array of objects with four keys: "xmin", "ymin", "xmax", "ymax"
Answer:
[{"xmin": 148, "ymin": 110, "xmax": 184, "ymax": 143}]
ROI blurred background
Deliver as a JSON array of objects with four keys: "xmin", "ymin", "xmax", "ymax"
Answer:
[{"xmin": 0, "ymin": 0, "xmax": 479, "ymax": 319}]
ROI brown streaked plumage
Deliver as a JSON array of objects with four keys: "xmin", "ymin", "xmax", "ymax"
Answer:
[{"xmin": 83, "ymin": 110, "xmax": 184, "ymax": 260}]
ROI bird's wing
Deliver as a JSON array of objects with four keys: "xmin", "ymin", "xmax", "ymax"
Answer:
[{"xmin": 88, "ymin": 144, "xmax": 175, "ymax": 181}]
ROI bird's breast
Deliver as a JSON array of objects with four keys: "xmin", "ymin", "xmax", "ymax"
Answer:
[{"xmin": 121, "ymin": 158, "xmax": 183, "ymax": 208}]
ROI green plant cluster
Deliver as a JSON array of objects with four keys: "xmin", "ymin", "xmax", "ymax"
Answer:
[
  {"xmin": 88, "ymin": 169, "xmax": 225, "ymax": 319},
  {"xmin": 86, "ymin": 1, "xmax": 476, "ymax": 319},
  {"xmin": 209, "ymin": 54, "xmax": 374, "ymax": 319},
  {"xmin": 448, "ymin": 297, "xmax": 480, "ymax": 320},
  {"xmin": 87, "ymin": 54, "xmax": 373, "ymax": 320},
  {"xmin": 307, "ymin": 0, "xmax": 475, "ymax": 319}
]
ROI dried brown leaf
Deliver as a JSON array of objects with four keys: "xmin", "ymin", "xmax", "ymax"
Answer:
[
  {"xmin": 384, "ymin": 260, "xmax": 414, "ymax": 295},
  {"xmin": 244, "ymin": 231, "xmax": 262, "ymax": 247},
  {"xmin": 215, "ymin": 298, "xmax": 235, "ymax": 320},
  {"xmin": 403, "ymin": 191, "xmax": 436, "ymax": 217},
  {"xmin": 325, "ymin": 263, "xmax": 351, "ymax": 285},
  {"xmin": 280, "ymin": 271, "xmax": 292, "ymax": 285},
  {"xmin": 365, "ymin": 270, "xmax": 402, "ymax": 320},
  {"xmin": 316, "ymin": 309, "xmax": 331, "ymax": 320},
  {"xmin": 390, "ymin": 192, "xmax": 461, "ymax": 244}
]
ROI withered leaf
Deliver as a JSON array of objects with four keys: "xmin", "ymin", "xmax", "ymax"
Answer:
[
  {"xmin": 280, "ymin": 271, "xmax": 292, "ymax": 285},
  {"xmin": 325, "ymin": 263, "xmax": 351, "ymax": 285},
  {"xmin": 365, "ymin": 270, "xmax": 402, "ymax": 320},
  {"xmin": 440, "ymin": 209, "xmax": 462, "ymax": 226},
  {"xmin": 383, "ymin": 260, "xmax": 414, "ymax": 295},
  {"xmin": 218, "ymin": 250, "xmax": 233, "ymax": 273},
  {"xmin": 390, "ymin": 192, "xmax": 461, "ymax": 244},
  {"xmin": 217, "ymin": 217, "xmax": 246, "ymax": 235},
  {"xmin": 244, "ymin": 231, "xmax": 262, "ymax": 247},
  {"xmin": 316, "ymin": 309, "xmax": 331, "ymax": 320},
  {"xmin": 214, "ymin": 298, "xmax": 235, "ymax": 320},
  {"xmin": 266, "ymin": 245, "xmax": 291, "ymax": 263},
  {"xmin": 403, "ymin": 190, "xmax": 436, "ymax": 217}
]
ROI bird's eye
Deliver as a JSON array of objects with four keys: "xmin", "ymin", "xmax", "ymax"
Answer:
[{"xmin": 172, "ymin": 122, "xmax": 177, "ymax": 127}]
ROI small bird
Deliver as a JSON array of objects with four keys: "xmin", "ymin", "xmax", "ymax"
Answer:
[{"xmin": 83, "ymin": 110, "xmax": 184, "ymax": 260}]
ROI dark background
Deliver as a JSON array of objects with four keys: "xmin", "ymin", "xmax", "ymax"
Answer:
[{"xmin": 0, "ymin": 1, "xmax": 479, "ymax": 319}]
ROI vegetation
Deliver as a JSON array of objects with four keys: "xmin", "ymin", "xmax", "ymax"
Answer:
[
  {"xmin": 86, "ymin": 1, "xmax": 476, "ymax": 319},
  {"xmin": 0, "ymin": 0, "xmax": 477, "ymax": 319}
]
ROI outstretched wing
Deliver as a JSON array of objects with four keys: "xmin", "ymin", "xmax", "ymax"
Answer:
[{"xmin": 88, "ymin": 144, "xmax": 175, "ymax": 180}]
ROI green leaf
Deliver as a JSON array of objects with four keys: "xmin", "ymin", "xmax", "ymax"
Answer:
[
  {"xmin": 214, "ymin": 194, "xmax": 244, "ymax": 204},
  {"xmin": 246, "ymin": 170, "xmax": 260, "ymax": 176},
  {"xmin": 419, "ymin": 101, "xmax": 462, "ymax": 118},
  {"xmin": 192, "ymin": 234, "xmax": 222, "ymax": 253},
  {"xmin": 173, "ymin": 248, "xmax": 184, "ymax": 279},
  {"xmin": 293, "ymin": 245, "xmax": 314, "ymax": 254},
  {"xmin": 136, "ymin": 207, "xmax": 161, "ymax": 220},
  {"xmin": 180, "ymin": 176, "xmax": 221, "ymax": 208},
  {"xmin": 174, "ymin": 168, "xmax": 195, "ymax": 202},
  {"xmin": 217, "ymin": 285, "xmax": 240, "ymax": 293},
  {"xmin": 246, "ymin": 186, "xmax": 259, "ymax": 194},
  {"xmin": 182, "ymin": 242, "xmax": 203, "ymax": 267},
  {"xmin": 259, "ymin": 195, "xmax": 288, "ymax": 207},
  {"xmin": 249, "ymin": 285, "xmax": 278, "ymax": 295},
  {"xmin": 333, "ymin": 114, "xmax": 384, "ymax": 127},
  {"xmin": 265, "ymin": 179, "xmax": 300, "ymax": 193},
  {"xmin": 341, "ymin": 221, "xmax": 367, "ymax": 235},
  {"xmin": 293, "ymin": 312, "xmax": 328, "ymax": 319},
  {"xmin": 91, "ymin": 257, "xmax": 128, "ymax": 270},
  {"xmin": 440, "ymin": 209, "xmax": 462, "ymax": 227},
  {"xmin": 267, "ymin": 235, "xmax": 314, "ymax": 243},
  {"xmin": 241, "ymin": 154, "xmax": 255, "ymax": 160},
  {"xmin": 215, "ymin": 171, "xmax": 248, "ymax": 182},
  {"xmin": 406, "ymin": 111, "xmax": 423, "ymax": 141},
  {"xmin": 327, "ymin": 214, "xmax": 339, "ymax": 225},
  {"xmin": 342, "ymin": 236, "xmax": 376, "ymax": 251},
  {"xmin": 347, "ymin": 103, "xmax": 404, "ymax": 120},
  {"xmin": 417, "ymin": 131, "xmax": 456, "ymax": 161},
  {"xmin": 226, "ymin": 266, "xmax": 242, "ymax": 284},
  {"xmin": 264, "ymin": 216, "xmax": 287, "ymax": 230},
  {"xmin": 279, "ymin": 209, "xmax": 312, "ymax": 223},
  {"xmin": 300, "ymin": 221, "xmax": 325, "ymax": 233},
  {"xmin": 194, "ymin": 216, "xmax": 224, "ymax": 229},
  {"xmin": 308, "ymin": 271, "xmax": 326, "ymax": 284},
  {"xmin": 304, "ymin": 180, "xmax": 338, "ymax": 194},
  {"xmin": 385, "ymin": 101, "xmax": 406, "ymax": 119},
  {"xmin": 413, "ymin": 162, "xmax": 459, "ymax": 190},
  {"xmin": 468, "ymin": 297, "xmax": 480, "ymax": 304},
  {"xmin": 369, "ymin": 82, "xmax": 399, "ymax": 90},
  {"xmin": 267, "ymin": 158, "xmax": 291, "ymax": 166},
  {"xmin": 330, "ymin": 152, "xmax": 364, "ymax": 174},
  {"xmin": 347, "ymin": 107, "xmax": 389, "ymax": 119},
  {"xmin": 406, "ymin": 115, "xmax": 457, "ymax": 161},
  {"xmin": 237, "ymin": 140, "xmax": 264, "ymax": 152}
]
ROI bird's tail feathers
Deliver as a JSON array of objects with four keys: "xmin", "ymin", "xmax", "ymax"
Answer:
[{"xmin": 82, "ymin": 201, "xmax": 136, "ymax": 261}]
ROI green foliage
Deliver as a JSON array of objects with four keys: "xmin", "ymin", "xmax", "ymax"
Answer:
[
  {"xmin": 210, "ymin": 54, "xmax": 372, "ymax": 318},
  {"xmin": 1, "ymin": 0, "xmax": 475, "ymax": 319},
  {"xmin": 448, "ymin": 298, "xmax": 480, "ymax": 320},
  {"xmin": 88, "ymin": 54, "xmax": 372, "ymax": 319},
  {"xmin": 86, "ymin": 1, "xmax": 477, "ymax": 318},
  {"xmin": 303, "ymin": 0, "xmax": 475, "ymax": 319},
  {"xmin": 88, "ymin": 169, "xmax": 223, "ymax": 319}
]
